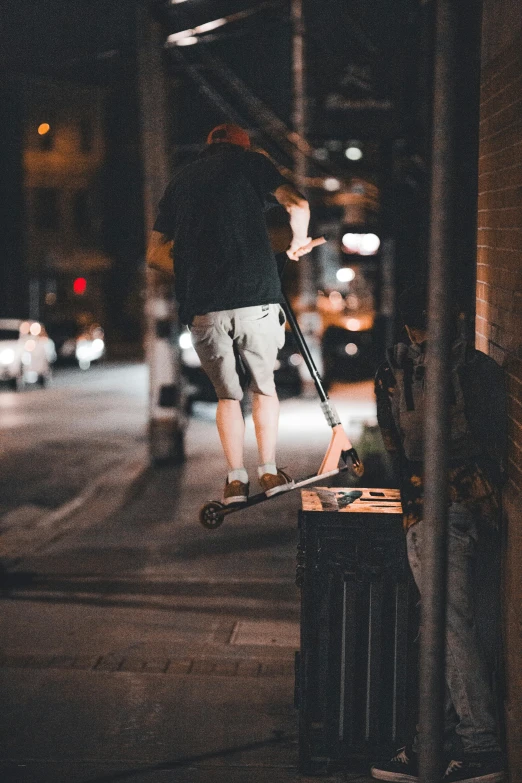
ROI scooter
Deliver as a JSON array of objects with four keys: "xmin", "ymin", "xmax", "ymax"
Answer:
[{"xmin": 199, "ymin": 248, "xmax": 364, "ymax": 529}]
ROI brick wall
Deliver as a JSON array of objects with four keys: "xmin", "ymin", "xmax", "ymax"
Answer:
[{"xmin": 477, "ymin": 4, "xmax": 522, "ymax": 778}]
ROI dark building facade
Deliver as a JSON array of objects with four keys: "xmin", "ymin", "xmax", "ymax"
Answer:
[
  {"xmin": 1, "ymin": 78, "xmax": 111, "ymax": 331},
  {"xmin": 477, "ymin": 1, "xmax": 522, "ymax": 776}
]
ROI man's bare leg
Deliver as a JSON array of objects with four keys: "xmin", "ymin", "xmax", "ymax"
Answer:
[
  {"xmin": 216, "ymin": 399, "xmax": 246, "ymax": 471},
  {"xmin": 252, "ymin": 392, "xmax": 279, "ymax": 466},
  {"xmin": 253, "ymin": 391, "xmax": 293, "ymax": 493}
]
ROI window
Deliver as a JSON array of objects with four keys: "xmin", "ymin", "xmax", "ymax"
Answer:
[{"xmin": 33, "ymin": 188, "xmax": 59, "ymax": 231}]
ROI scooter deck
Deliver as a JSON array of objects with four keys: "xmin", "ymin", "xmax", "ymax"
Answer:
[{"xmin": 199, "ymin": 465, "xmax": 349, "ymax": 529}]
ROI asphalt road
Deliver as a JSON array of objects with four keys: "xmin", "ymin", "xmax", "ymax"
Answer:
[
  {"xmin": 0, "ymin": 362, "xmax": 378, "ymax": 519},
  {"xmin": 0, "ymin": 363, "xmax": 149, "ymax": 517}
]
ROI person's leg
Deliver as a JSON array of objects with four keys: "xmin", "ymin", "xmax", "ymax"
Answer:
[
  {"xmin": 407, "ymin": 524, "xmax": 464, "ymax": 758},
  {"xmin": 405, "ymin": 523, "xmax": 423, "ymax": 760},
  {"xmin": 235, "ymin": 305, "xmax": 293, "ymax": 494},
  {"xmin": 216, "ymin": 398, "xmax": 246, "ymax": 471},
  {"xmin": 444, "ymin": 503, "xmax": 501, "ymax": 754},
  {"xmin": 252, "ymin": 391, "xmax": 279, "ymax": 466},
  {"xmin": 407, "ymin": 511, "xmax": 501, "ymax": 755},
  {"xmin": 190, "ymin": 311, "xmax": 249, "ymax": 501}
]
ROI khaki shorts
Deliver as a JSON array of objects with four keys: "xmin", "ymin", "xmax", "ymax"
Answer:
[{"xmin": 190, "ymin": 304, "xmax": 286, "ymax": 400}]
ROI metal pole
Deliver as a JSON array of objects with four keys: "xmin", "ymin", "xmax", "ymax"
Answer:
[
  {"xmin": 418, "ymin": 1, "xmax": 459, "ymax": 780},
  {"xmin": 136, "ymin": 1, "xmax": 185, "ymax": 464},
  {"xmin": 282, "ymin": 293, "xmax": 328, "ymax": 403},
  {"xmin": 291, "ymin": 0, "xmax": 306, "ymax": 192},
  {"xmin": 291, "ymin": 0, "xmax": 313, "ymax": 305}
]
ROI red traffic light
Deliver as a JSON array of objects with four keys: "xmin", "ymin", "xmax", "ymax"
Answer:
[{"xmin": 73, "ymin": 277, "xmax": 87, "ymax": 295}]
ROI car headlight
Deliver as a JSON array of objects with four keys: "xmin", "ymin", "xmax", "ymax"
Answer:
[
  {"xmin": 181, "ymin": 347, "xmax": 201, "ymax": 368},
  {"xmin": 76, "ymin": 342, "xmax": 92, "ymax": 360},
  {"xmin": 179, "ymin": 331, "xmax": 192, "ymax": 350},
  {"xmin": 179, "ymin": 330, "xmax": 201, "ymax": 367},
  {"xmin": 0, "ymin": 348, "xmax": 15, "ymax": 365}
]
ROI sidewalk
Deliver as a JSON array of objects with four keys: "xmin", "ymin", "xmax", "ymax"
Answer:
[{"xmin": 1, "ymin": 387, "xmax": 378, "ymax": 783}]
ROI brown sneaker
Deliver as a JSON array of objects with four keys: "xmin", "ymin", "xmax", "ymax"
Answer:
[
  {"xmin": 259, "ymin": 468, "xmax": 294, "ymax": 497},
  {"xmin": 223, "ymin": 479, "xmax": 249, "ymax": 506}
]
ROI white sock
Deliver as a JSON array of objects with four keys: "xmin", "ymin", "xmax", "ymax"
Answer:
[
  {"xmin": 258, "ymin": 462, "xmax": 277, "ymax": 478},
  {"xmin": 228, "ymin": 468, "xmax": 248, "ymax": 484}
]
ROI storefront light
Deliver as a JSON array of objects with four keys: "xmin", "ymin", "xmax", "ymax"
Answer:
[
  {"xmin": 345, "ymin": 145, "xmax": 362, "ymax": 161},
  {"xmin": 336, "ymin": 267, "xmax": 355, "ymax": 282}
]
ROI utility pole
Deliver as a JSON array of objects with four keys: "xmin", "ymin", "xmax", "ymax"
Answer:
[
  {"xmin": 419, "ymin": 1, "xmax": 459, "ymax": 780},
  {"xmin": 135, "ymin": 1, "xmax": 185, "ymax": 464},
  {"xmin": 291, "ymin": 0, "xmax": 314, "ymax": 305}
]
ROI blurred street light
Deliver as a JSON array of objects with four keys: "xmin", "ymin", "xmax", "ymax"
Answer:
[
  {"xmin": 336, "ymin": 267, "xmax": 355, "ymax": 282},
  {"xmin": 324, "ymin": 177, "xmax": 341, "ymax": 191},
  {"xmin": 166, "ymin": 18, "xmax": 227, "ymax": 45},
  {"xmin": 341, "ymin": 232, "xmax": 380, "ymax": 255},
  {"xmin": 345, "ymin": 145, "xmax": 363, "ymax": 161},
  {"xmin": 176, "ymin": 36, "xmax": 198, "ymax": 46}
]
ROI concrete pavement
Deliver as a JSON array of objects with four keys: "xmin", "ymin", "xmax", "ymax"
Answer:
[{"xmin": 1, "ymin": 367, "xmax": 379, "ymax": 782}]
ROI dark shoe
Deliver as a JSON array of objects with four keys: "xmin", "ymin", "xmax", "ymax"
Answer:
[
  {"xmin": 259, "ymin": 468, "xmax": 294, "ymax": 497},
  {"xmin": 223, "ymin": 479, "xmax": 249, "ymax": 506},
  {"xmin": 442, "ymin": 752, "xmax": 505, "ymax": 783},
  {"xmin": 370, "ymin": 745, "xmax": 419, "ymax": 782}
]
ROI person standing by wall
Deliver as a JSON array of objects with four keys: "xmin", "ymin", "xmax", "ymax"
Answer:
[{"xmin": 370, "ymin": 285, "xmax": 507, "ymax": 783}]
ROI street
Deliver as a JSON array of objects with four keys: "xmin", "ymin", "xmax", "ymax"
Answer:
[
  {"xmin": 1, "ymin": 0, "xmax": 520, "ymax": 775},
  {"xmin": 0, "ymin": 364, "xmax": 149, "ymax": 518},
  {"xmin": 1, "ymin": 364, "xmax": 378, "ymax": 782}
]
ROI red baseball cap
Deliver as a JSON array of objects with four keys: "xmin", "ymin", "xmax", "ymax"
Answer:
[{"xmin": 206, "ymin": 123, "xmax": 251, "ymax": 149}]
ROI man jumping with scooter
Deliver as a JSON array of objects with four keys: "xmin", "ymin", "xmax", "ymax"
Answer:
[{"xmin": 147, "ymin": 123, "xmax": 317, "ymax": 507}]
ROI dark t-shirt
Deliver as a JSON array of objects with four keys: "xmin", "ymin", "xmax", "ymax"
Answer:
[{"xmin": 154, "ymin": 145, "xmax": 289, "ymax": 324}]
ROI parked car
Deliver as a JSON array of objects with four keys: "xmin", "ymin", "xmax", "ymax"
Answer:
[
  {"xmin": 179, "ymin": 326, "xmax": 303, "ymax": 412},
  {"xmin": 75, "ymin": 324, "xmax": 105, "ymax": 370},
  {"xmin": 321, "ymin": 324, "xmax": 378, "ymax": 387},
  {"xmin": 0, "ymin": 319, "xmax": 56, "ymax": 390},
  {"xmin": 48, "ymin": 321, "xmax": 105, "ymax": 370},
  {"xmin": 46, "ymin": 319, "xmax": 79, "ymax": 365}
]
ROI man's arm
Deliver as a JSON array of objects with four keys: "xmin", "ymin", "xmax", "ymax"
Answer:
[
  {"xmin": 273, "ymin": 184, "xmax": 312, "ymax": 260},
  {"xmin": 146, "ymin": 230, "xmax": 174, "ymax": 276}
]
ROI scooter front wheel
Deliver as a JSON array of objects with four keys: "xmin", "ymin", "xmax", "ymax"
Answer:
[{"xmin": 199, "ymin": 501, "xmax": 226, "ymax": 530}]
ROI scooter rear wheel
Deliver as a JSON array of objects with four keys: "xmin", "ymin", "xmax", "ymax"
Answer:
[{"xmin": 199, "ymin": 501, "xmax": 226, "ymax": 529}]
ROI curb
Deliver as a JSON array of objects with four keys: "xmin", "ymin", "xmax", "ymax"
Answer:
[{"xmin": 0, "ymin": 454, "xmax": 148, "ymax": 567}]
